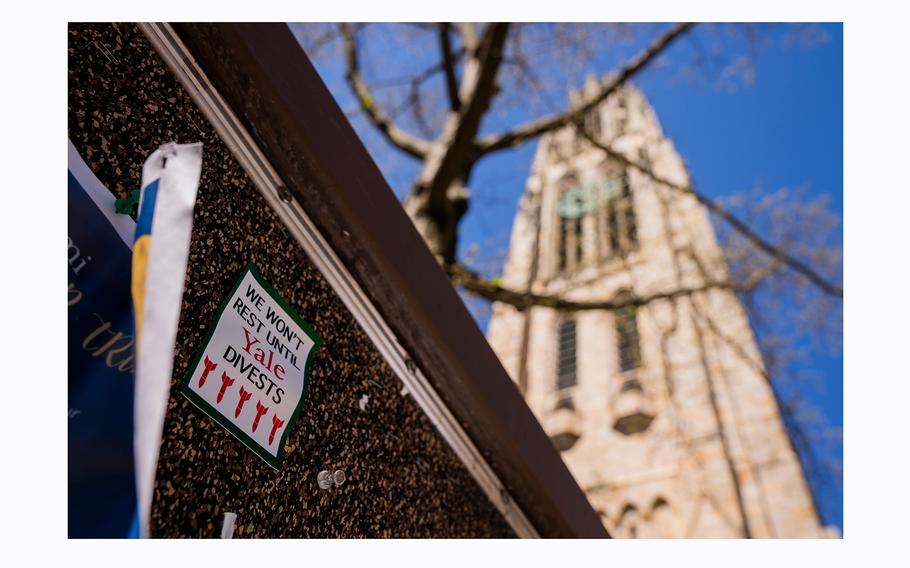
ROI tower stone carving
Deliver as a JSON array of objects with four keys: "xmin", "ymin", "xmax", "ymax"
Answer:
[{"xmin": 486, "ymin": 79, "xmax": 832, "ymax": 538}]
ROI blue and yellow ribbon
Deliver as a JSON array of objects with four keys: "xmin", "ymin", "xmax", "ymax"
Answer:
[{"xmin": 131, "ymin": 179, "xmax": 159, "ymax": 344}]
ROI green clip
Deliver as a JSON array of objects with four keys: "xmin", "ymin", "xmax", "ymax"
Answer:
[{"xmin": 114, "ymin": 189, "xmax": 141, "ymax": 215}]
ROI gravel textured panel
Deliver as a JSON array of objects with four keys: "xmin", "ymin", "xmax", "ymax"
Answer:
[{"xmin": 68, "ymin": 22, "xmax": 515, "ymax": 538}]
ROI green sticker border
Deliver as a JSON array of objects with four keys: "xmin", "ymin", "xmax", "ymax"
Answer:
[{"xmin": 180, "ymin": 261, "xmax": 323, "ymax": 470}]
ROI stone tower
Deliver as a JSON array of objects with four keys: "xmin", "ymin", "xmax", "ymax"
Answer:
[{"xmin": 486, "ymin": 79, "xmax": 831, "ymax": 538}]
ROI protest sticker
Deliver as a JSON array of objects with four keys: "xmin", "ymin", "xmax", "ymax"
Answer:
[{"xmin": 181, "ymin": 263, "xmax": 322, "ymax": 469}]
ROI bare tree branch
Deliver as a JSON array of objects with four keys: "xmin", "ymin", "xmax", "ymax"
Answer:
[
  {"xmin": 448, "ymin": 262, "xmax": 738, "ymax": 312},
  {"xmin": 453, "ymin": 22, "xmax": 478, "ymax": 52},
  {"xmin": 340, "ymin": 23, "xmax": 432, "ymax": 160},
  {"xmin": 294, "ymin": 23, "xmax": 342, "ymax": 60},
  {"xmin": 438, "ymin": 23, "xmax": 462, "ymax": 111},
  {"xmin": 369, "ymin": 47, "xmax": 465, "ymax": 91},
  {"xmin": 408, "ymin": 81, "xmax": 436, "ymax": 139},
  {"xmin": 408, "ymin": 23, "xmax": 511, "ymax": 236},
  {"xmin": 402, "ymin": 22, "xmax": 438, "ymax": 33},
  {"xmin": 320, "ymin": 24, "xmax": 841, "ymax": 521},
  {"xmin": 574, "ymin": 127, "xmax": 844, "ymax": 299},
  {"xmin": 476, "ymin": 22, "xmax": 694, "ymax": 155}
]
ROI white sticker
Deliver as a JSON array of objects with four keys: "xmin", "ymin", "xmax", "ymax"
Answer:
[{"xmin": 181, "ymin": 263, "xmax": 322, "ymax": 469}]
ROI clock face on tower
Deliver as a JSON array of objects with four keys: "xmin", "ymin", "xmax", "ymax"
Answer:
[{"xmin": 557, "ymin": 175, "xmax": 621, "ymax": 218}]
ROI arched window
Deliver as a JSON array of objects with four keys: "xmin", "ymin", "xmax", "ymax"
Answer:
[
  {"xmin": 584, "ymin": 108, "xmax": 602, "ymax": 140},
  {"xmin": 616, "ymin": 94, "xmax": 628, "ymax": 136},
  {"xmin": 607, "ymin": 170, "xmax": 637, "ymax": 256},
  {"xmin": 614, "ymin": 290, "xmax": 642, "ymax": 372},
  {"xmin": 557, "ymin": 175, "xmax": 585, "ymax": 273},
  {"xmin": 594, "ymin": 162, "xmax": 637, "ymax": 260},
  {"xmin": 555, "ymin": 316, "xmax": 577, "ymax": 410}
]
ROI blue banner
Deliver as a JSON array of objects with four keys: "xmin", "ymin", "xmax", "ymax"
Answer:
[{"xmin": 68, "ymin": 143, "xmax": 138, "ymax": 538}]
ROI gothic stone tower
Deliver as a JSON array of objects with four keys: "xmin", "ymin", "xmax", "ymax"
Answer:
[{"xmin": 486, "ymin": 79, "xmax": 829, "ymax": 538}]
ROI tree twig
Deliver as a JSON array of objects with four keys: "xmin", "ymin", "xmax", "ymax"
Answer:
[
  {"xmin": 438, "ymin": 23, "xmax": 462, "ymax": 111},
  {"xmin": 418, "ymin": 22, "xmax": 510, "ymax": 214},
  {"xmin": 448, "ymin": 262, "xmax": 738, "ymax": 312},
  {"xmin": 340, "ymin": 23, "xmax": 432, "ymax": 160},
  {"xmin": 575, "ymin": 126, "xmax": 844, "ymax": 299},
  {"xmin": 476, "ymin": 22, "xmax": 694, "ymax": 155}
]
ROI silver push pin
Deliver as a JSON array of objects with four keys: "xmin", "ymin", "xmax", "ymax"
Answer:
[
  {"xmin": 317, "ymin": 469, "xmax": 348, "ymax": 489},
  {"xmin": 317, "ymin": 470, "xmax": 334, "ymax": 490}
]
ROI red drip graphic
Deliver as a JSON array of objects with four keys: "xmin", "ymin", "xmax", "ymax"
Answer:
[
  {"xmin": 199, "ymin": 355, "xmax": 217, "ymax": 388},
  {"xmin": 269, "ymin": 415, "xmax": 285, "ymax": 445},
  {"xmin": 252, "ymin": 401, "xmax": 269, "ymax": 432},
  {"xmin": 235, "ymin": 387, "xmax": 252, "ymax": 418},
  {"xmin": 217, "ymin": 371, "xmax": 235, "ymax": 403}
]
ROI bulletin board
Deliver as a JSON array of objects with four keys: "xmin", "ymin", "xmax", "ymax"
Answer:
[{"xmin": 68, "ymin": 22, "xmax": 516, "ymax": 538}]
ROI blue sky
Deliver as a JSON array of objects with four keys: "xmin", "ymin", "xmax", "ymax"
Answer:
[
  {"xmin": 637, "ymin": 24, "xmax": 843, "ymax": 530},
  {"xmin": 297, "ymin": 22, "xmax": 843, "ymax": 531}
]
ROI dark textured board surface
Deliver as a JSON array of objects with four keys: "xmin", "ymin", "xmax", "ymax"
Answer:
[{"xmin": 68, "ymin": 22, "xmax": 515, "ymax": 539}]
